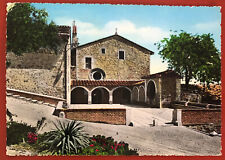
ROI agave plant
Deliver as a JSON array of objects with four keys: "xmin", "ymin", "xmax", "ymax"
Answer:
[{"xmin": 45, "ymin": 120, "xmax": 89, "ymax": 155}]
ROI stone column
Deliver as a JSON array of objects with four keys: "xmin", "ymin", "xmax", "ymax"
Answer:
[
  {"xmin": 109, "ymin": 91, "xmax": 113, "ymax": 104},
  {"xmin": 66, "ymin": 35, "xmax": 71, "ymax": 107},
  {"xmin": 88, "ymin": 91, "xmax": 92, "ymax": 104},
  {"xmin": 176, "ymin": 79, "xmax": 181, "ymax": 101},
  {"xmin": 158, "ymin": 78, "xmax": 162, "ymax": 108},
  {"xmin": 145, "ymin": 79, "xmax": 147, "ymax": 103}
]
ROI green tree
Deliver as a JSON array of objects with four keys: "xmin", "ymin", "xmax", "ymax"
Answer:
[
  {"xmin": 7, "ymin": 3, "xmax": 60, "ymax": 55},
  {"xmin": 156, "ymin": 31, "xmax": 220, "ymax": 88}
]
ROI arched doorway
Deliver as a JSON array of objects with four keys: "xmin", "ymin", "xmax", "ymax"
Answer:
[
  {"xmin": 139, "ymin": 86, "xmax": 145, "ymax": 103},
  {"xmin": 147, "ymin": 81, "xmax": 156, "ymax": 105},
  {"xmin": 113, "ymin": 87, "xmax": 131, "ymax": 104},
  {"xmin": 132, "ymin": 87, "xmax": 138, "ymax": 103},
  {"xmin": 71, "ymin": 87, "xmax": 88, "ymax": 104},
  {"xmin": 92, "ymin": 88, "xmax": 109, "ymax": 104}
]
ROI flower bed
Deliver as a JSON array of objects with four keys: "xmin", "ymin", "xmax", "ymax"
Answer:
[{"xmin": 7, "ymin": 120, "xmax": 139, "ymax": 156}]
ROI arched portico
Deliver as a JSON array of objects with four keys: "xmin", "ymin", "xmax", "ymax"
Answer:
[
  {"xmin": 147, "ymin": 80, "xmax": 157, "ymax": 106},
  {"xmin": 139, "ymin": 85, "xmax": 145, "ymax": 103},
  {"xmin": 132, "ymin": 86, "xmax": 139, "ymax": 103},
  {"xmin": 113, "ymin": 87, "xmax": 131, "ymax": 104},
  {"xmin": 71, "ymin": 87, "xmax": 88, "ymax": 104},
  {"xmin": 91, "ymin": 87, "xmax": 109, "ymax": 104}
]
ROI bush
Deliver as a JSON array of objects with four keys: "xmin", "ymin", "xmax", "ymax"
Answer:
[
  {"xmin": 79, "ymin": 135, "xmax": 139, "ymax": 156},
  {"xmin": 44, "ymin": 120, "xmax": 89, "ymax": 155},
  {"xmin": 7, "ymin": 121, "xmax": 36, "ymax": 145}
]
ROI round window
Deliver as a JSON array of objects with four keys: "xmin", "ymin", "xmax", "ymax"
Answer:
[
  {"xmin": 93, "ymin": 71, "xmax": 102, "ymax": 80},
  {"xmin": 90, "ymin": 68, "xmax": 106, "ymax": 80}
]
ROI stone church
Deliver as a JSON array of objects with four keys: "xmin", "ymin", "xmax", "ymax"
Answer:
[
  {"xmin": 6, "ymin": 22, "xmax": 181, "ymax": 109},
  {"xmin": 66, "ymin": 22, "xmax": 181, "ymax": 108}
]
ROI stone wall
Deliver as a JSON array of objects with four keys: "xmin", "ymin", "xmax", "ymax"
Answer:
[
  {"xmin": 161, "ymin": 77, "xmax": 177, "ymax": 101},
  {"xmin": 75, "ymin": 38, "xmax": 150, "ymax": 80},
  {"xmin": 63, "ymin": 108, "xmax": 126, "ymax": 125},
  {"xmin": 6, "ymin": 50, "xmax": 66, "ymax": 98},
  {"xmin": 182, "ymin": 109, "xmax": 221, "ymax": 126}
]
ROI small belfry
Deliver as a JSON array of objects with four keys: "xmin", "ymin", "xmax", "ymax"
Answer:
[
  {"xmin": 115, "ymin": 28, "xmax": 118, "ymax": 35},
  {"xmin": 72, "ymin": 20, "xmax": 79, "ymax": 47}
]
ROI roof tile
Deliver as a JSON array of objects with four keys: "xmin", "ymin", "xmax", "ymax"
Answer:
[{"xmin": 71, "ymin": 80, "xmax": 145, "ymax": 87}]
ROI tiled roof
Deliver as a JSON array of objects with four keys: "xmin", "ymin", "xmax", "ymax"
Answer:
[
  {"xmin": 71, "ymin": 80, "xmax": 145, "ymax": 87},
  {"xmin": 142, "ymin": 70, "xmax": 181, "ymax": 79},
  {"xmin": 76, "ymin": 34, "xmax": 154, "ymax": 55}
]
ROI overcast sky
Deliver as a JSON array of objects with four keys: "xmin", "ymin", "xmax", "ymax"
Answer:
[{"xmin": 32, "ymin": 3, "xmax": 221, "ymax": 75}]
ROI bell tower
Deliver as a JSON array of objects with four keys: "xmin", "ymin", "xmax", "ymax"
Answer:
[{"xmin": 72, "ymin": 21, "xmax": 79, "ymax": 48}]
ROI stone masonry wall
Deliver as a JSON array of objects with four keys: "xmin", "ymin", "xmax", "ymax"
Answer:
[
  {"xmin": 75, "ymin": 38, "xmax": 150, "ymax": 80},
  {"xmin": 161, "ymin": 77, "xmax": 177, "ymax": 101},
  {"xmin": 6, "ymin": 51, "xmax": 66, "ymax": 98}
]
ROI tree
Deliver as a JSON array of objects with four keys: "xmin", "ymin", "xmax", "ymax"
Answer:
[
  {"xmin": 7, "ymin": 3, "xmax": 60, "ymax": 55},
  {"xmin": 156, "ymin": 31, "xmax": 220, "ymax": 88}
]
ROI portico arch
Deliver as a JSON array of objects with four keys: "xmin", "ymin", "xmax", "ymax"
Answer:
[
  {"xmin": 71, "ymin": 87, "xmax": 88, "ymax": 104},
  {"xmin": 113, "ymin": 87, "xmax": 131, "ymax": 104},
  {"xmin": 91, "ymin": 87, "xmax": 109, "ymax": 104},
  {"xmin": 132, "ymin": 86, "xmax": 139, "ymax": 103},
  {"xmin": 147, "ymin": 80, "xmax": 157, "ymax": 106},
  {"xmin": 139, "ymin": 85, "xmax": 145, "ymax": 103}
]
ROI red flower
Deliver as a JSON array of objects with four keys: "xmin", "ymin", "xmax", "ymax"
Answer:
[
  {"xmin": 90, "ymin": 144, "xmax": 94, "ymax": 147},
  {"xmin": 27, "ymin": 132, "xmax": 37, "ymax": 144},
  {"xmin": 95, "ymin": 149, "xmax": 99, "ymax": 152},
  {"xmin": 111, "ymin": 146, "xmax": 114, "ymax": 149}
]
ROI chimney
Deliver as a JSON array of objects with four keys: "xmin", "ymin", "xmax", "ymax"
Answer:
[{"xmin": 72, "ymin": 20, "xmax": 78, "ymax": 47}]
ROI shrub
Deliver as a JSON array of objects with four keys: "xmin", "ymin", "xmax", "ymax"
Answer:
[
  {"xmin": 7, "ymin": 121, "xmax": 36, "ymax": 145},
  {"xmin": 44, "ymin": 120, "xmax": 89, "ymax": 155},
  {"xmin": 79, "ymin": 135, "xmax": 139, "ymax": 156}
]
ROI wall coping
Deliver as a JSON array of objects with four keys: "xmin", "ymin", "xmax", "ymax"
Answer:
[
  {"xmin": 7, "ymin": 88, "xmax": 65, "ymax": 101},
  {"xmin": 182, "ymin": 109, "xmax": 221, "ymax": 111},
  {"xmin": 58, "ymin": 108, "xmax": 126, "ymax": 111}
]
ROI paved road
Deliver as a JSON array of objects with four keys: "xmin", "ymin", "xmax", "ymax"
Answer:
[{"xmin": 6, "ymin": 96, "xmax": 221, "ymax": 156}]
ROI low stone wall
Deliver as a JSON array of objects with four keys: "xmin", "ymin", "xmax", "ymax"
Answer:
[
  {"xmin": 61, "ymin": 108, "xmax": 126, "ymax": 125},
  {"xmin": 7, "ymin": 88, "xmax": 65, "ymax": 105},
  {"xmin": 182, "ymin": 109, "xmax": 221, "ymax": 126}
]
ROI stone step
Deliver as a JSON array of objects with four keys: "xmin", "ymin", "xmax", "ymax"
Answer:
[
  {"xmin": 25, "ymin": 98, "xmax": 32, "ymax": 101},
  {"xmin": 6, "ymin": 93, "xmax": 13, "ymax": 96},
  {"xmin": 49, "ymin": 104, "xmax": 56, "ymax": 107},
  {"xmin": 37, "ymin": 101, "xmax": 44, "ymax": 104},
  {"xmin": 31, "ymin": 100, "xmax": 38, "ymax": 103},
  {"xmin": 12, "ymin": 95, "xmax": 20, "ymax": 98},
  {"xmin": 43, "ymin": 102, "xmax": 50, "ymax": 106},
  {"xmin": 18, "ymin": 96, "xmax": 25, "ymax": 99}
]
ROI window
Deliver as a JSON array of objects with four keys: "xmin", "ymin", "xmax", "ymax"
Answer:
[
  {"xmin": 90, "ymin": 68, "xmax": 106, "ymax": 80},
  {"xmin": 118, "ymin": 50, "xmax": 125, "ymax": 60},
  {"xmin": 85, "ymin": 57, "xmax": 92, "ymax": 69},
  {"xmin": 93, "ymin": 72, "xmax": 102, "ymax": 80},
  {"xmin": 101, "ymin": 48, "xmax": 106, "ymax": 54}
]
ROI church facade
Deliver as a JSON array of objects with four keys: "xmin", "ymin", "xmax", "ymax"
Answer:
[{"xmin": 66, "ymin": 22, "xmax": 181, "ymax": 108}]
